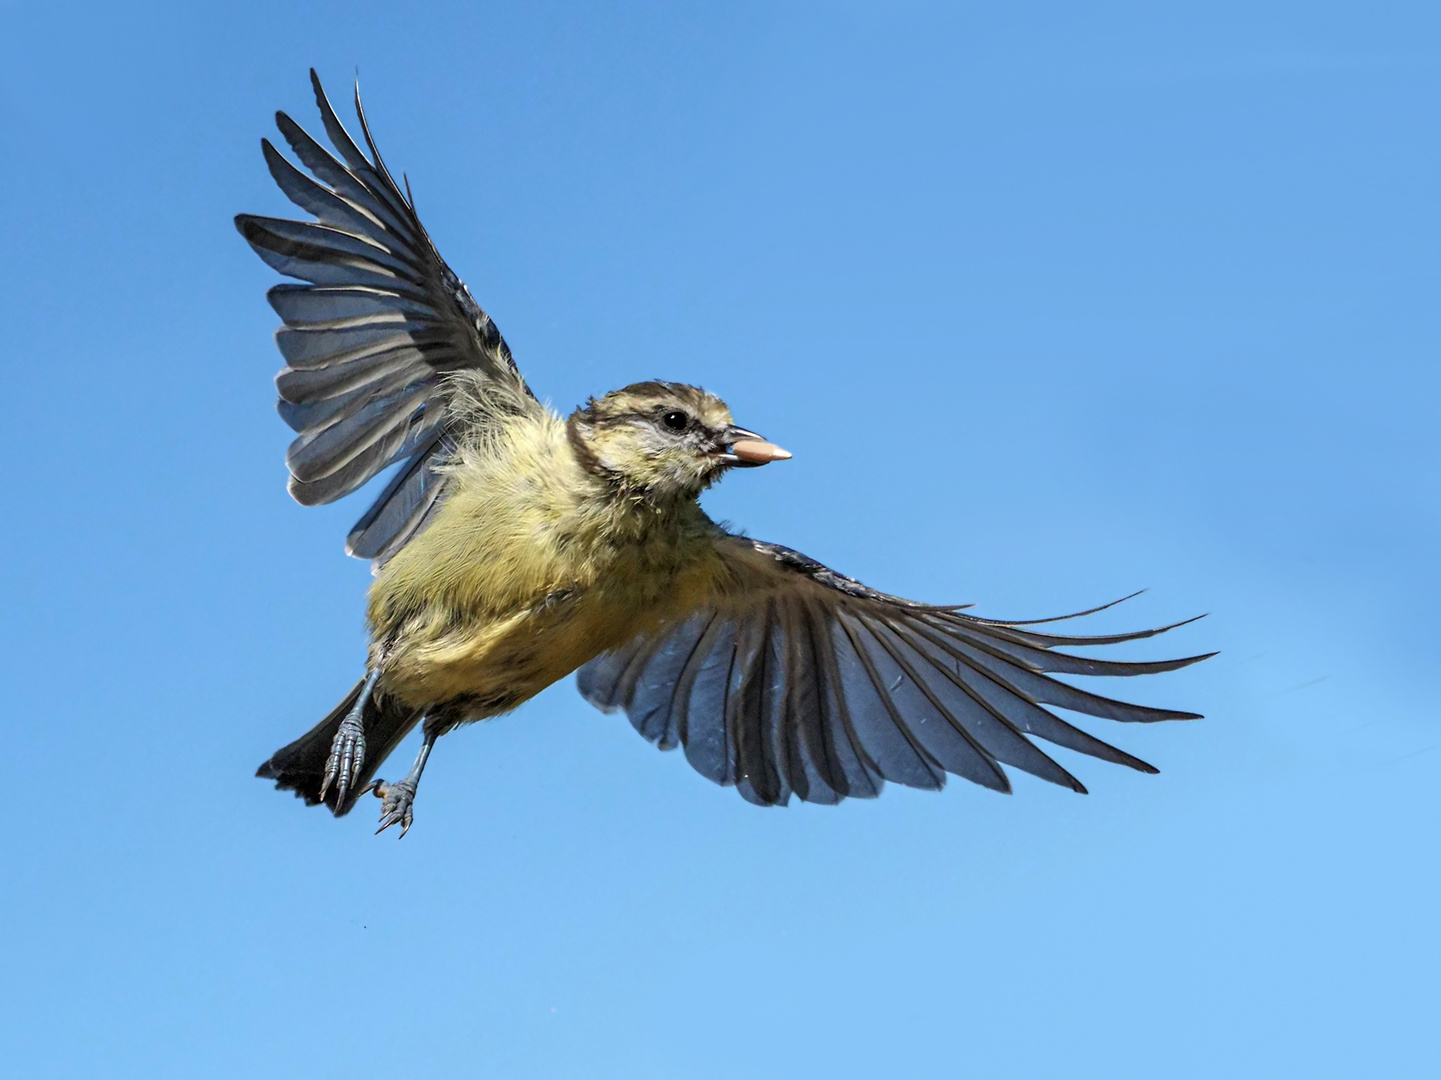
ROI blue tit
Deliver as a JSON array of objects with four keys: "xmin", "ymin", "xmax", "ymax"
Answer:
[{"xmin": 239, "ymin": 72, "xmax": 1210, "ymax": 837}]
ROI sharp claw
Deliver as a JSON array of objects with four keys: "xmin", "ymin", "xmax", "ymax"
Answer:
[
  {"xmin": 319, "ymin": 752, "xmax": 339, "ymax": 802},
  {"xmin": 322, "ymin": 716, "xmax": 367, "ymax": 810},
  {"xmin": 374, "ymin": 780, "xmax": 416, "ymax": 836}
]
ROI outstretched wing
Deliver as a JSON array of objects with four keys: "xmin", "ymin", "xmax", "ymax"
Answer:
[
  {"xmin": 578, "ymin": 537, "xmax": 1212, "ymax": 806},
  {"xmin": 236, "ymin": 69, "xmax": 538, "ymax": 563}
]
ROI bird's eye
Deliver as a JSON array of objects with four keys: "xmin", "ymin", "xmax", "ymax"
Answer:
[{"xmin": 662, "ymin": 410, "xmax": 689, "ymax": 433}]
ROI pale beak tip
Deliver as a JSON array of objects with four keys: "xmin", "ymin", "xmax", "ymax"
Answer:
[{"xmin": 728, "ymin": 438, "xmax": 793, "ymax": 465}]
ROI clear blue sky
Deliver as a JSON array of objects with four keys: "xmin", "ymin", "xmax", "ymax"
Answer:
[{"xmin": 1, "ymin": 2, "xmax": 1436, "ymax": 1077}]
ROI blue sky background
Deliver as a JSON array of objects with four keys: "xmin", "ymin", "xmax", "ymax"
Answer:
[{"xmin": 1, "ymin": 2, "xmax": 1437, "ymax": 1077}]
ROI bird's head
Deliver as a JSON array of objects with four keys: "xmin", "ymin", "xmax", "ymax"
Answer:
[{"xmin": 567, "ymin": 381, "xmax": 791, "ymax": 501}]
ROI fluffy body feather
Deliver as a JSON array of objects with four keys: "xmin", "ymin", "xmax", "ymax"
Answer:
[
  {"xmin": 368, "ymin": 381, "xmax": 731, "ymax": 709},
  {"xmin": 244, "ymin": 72, "xmax": 1211, "ymax": 831}
]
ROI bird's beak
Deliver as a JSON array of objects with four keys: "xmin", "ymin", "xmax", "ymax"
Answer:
[{"xmin": 715, "ymin": 426, "xmax": 792, "ymax": 468}]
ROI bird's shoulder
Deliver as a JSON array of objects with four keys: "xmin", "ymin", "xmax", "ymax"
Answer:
[{"xmin": 687, "ymin": 534, "xmax": 917, "ymax": 612}]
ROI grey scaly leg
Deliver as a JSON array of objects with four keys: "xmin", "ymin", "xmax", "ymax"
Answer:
[
  {"xmin": 319, "ymin": 669, "xmax": 379, "ymax": 809},
  {"xmin": 373, "ymin": 712, "xmax": 453, "ymax": 838}
]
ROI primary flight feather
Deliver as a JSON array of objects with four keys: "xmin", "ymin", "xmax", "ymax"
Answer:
[{"xmin": 239, "ymin": 71, "xmax": 1211, "ymax": 835}]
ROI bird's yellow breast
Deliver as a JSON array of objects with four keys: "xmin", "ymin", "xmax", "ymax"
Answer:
[{"xmin": 365, "ymin": 412, "xmax": 723, "ymax": 709}]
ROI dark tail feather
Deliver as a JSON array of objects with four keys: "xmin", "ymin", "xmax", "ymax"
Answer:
[{"xmin": 256, "ymin": 677, "xmax": 422, "ymax": 816}]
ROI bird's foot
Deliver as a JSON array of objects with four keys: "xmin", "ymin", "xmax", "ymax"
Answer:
[
  {"xmin": 373, "ymin": 778, "xmax": 417, "ymax": 838},
  {"xmin": 319, "ymin": 712, "xmax": 366, "ymax": 809}
]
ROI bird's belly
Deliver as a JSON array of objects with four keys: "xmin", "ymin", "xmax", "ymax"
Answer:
[{"xmin": 379, "ymin": 592, "xmax": 650, "ymax": 716}]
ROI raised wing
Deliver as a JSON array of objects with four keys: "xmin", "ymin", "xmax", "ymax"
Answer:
[
  {"xmin": 236, "ymin": 69, "xmax": 537, "ymax": 563},
  {"xmin": 579, "ymin": 538, "xmax": 1212, "ymax": 806}
]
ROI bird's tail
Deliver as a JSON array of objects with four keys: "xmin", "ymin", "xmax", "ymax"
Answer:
[{"xmin": 256, "ymin": 677, "xmax": 422, "ymax": 816}]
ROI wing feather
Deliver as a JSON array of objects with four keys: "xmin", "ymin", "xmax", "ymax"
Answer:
[
  {"xmin": 831, "ymin": 613, "xmax": 947, "ymax": 794},
  {"xmin": 261, "ymin": 138, "xmax": 418, "ymax": 254},
  {"xmin": 275, "ymin": 346, "xmax": 431, "ymax": 409},
  {"xmin": 625, "ymin": 613, "xmax": 715, "ymax": 748},
  {"xmin": 577, "ymin": 537, "xmax": 1208, "ymax": 806},
  {"xmin": 345, "ymin": 433, "xmax": 452, "ymax": 561},
  {"xmin": 852, "ymin": 615, "xmax": 1011, "ymax": 793},
  {"xmin": 276, "ymin": 367, "xmax": 424, "ymax": 439},
  {"xmin": 266, "ymin": 284, "xmax": 434, "ymax": 327},
  {"xmin": 238, "ymin": 70, "xmax": 536, "ymax": 563},
  {"xmin": 880, "ymin": 618, "xmax": 1086, "ymax": 791},
  {"xmin": 728, "ymin": 610, "xmax": 785, "ymax": 806},
  {"xmin": 930, "ymin": 611, "xmax": 1214, "ymax": 678},
  {"xmin": 802, "ymin": 599, "xmax": 882, "ymax": 798},
  {"xmin": 778, "ymin": 598, "xmax": 841, "ymax": 804},
  {"xmin": 898, "ymin": 617, "xmax": 1158, "ymax": 773},
  {"xmin": 681, "ymin": 619, "xmax": 743, "ymax": 785}
]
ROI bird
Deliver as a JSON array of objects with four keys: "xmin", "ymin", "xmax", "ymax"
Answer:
[{"xmin": 238, "ymin": 70, "xmax": 1211, "ymax": 837}]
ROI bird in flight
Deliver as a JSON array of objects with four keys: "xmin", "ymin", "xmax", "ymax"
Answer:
[{"xmin": 238, "ymin": 71, "xmax": 1211, "ymax": 837}]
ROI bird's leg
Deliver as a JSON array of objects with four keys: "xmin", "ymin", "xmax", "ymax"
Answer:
[
  {"xmin": 319, "ymin": 669, "xmax": 379, "ymax": 810},
  {"xmin": 373, "ymin": 713, "xmax": 453, "ymax": 838}
]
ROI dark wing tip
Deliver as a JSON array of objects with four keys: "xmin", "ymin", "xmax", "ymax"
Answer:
[
  {"xmin": 1154, "ymin": 613, "xmax": 1210, "ymax": 634},
  {"xmin": 978, "ymin": 588, "xmax": 1149, "ymax": 627},
  {"xmin": 1174, "ymin": 650, "xmax": 1220, "ymax": 670},
  {"xmin": 1142, "ymin": 613, "xmax": 1209, "ymax": 634},
  {"xmin": 233, "ymin": 214, "xmax": 279, "ymax": 248},
  {"xmin": 232, "ymin": 214, "xmax": 287, "ymax": 258},
  {"xmin": 1151, "ymin": 709, "xmax": 1204, "ymax": 721}
]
